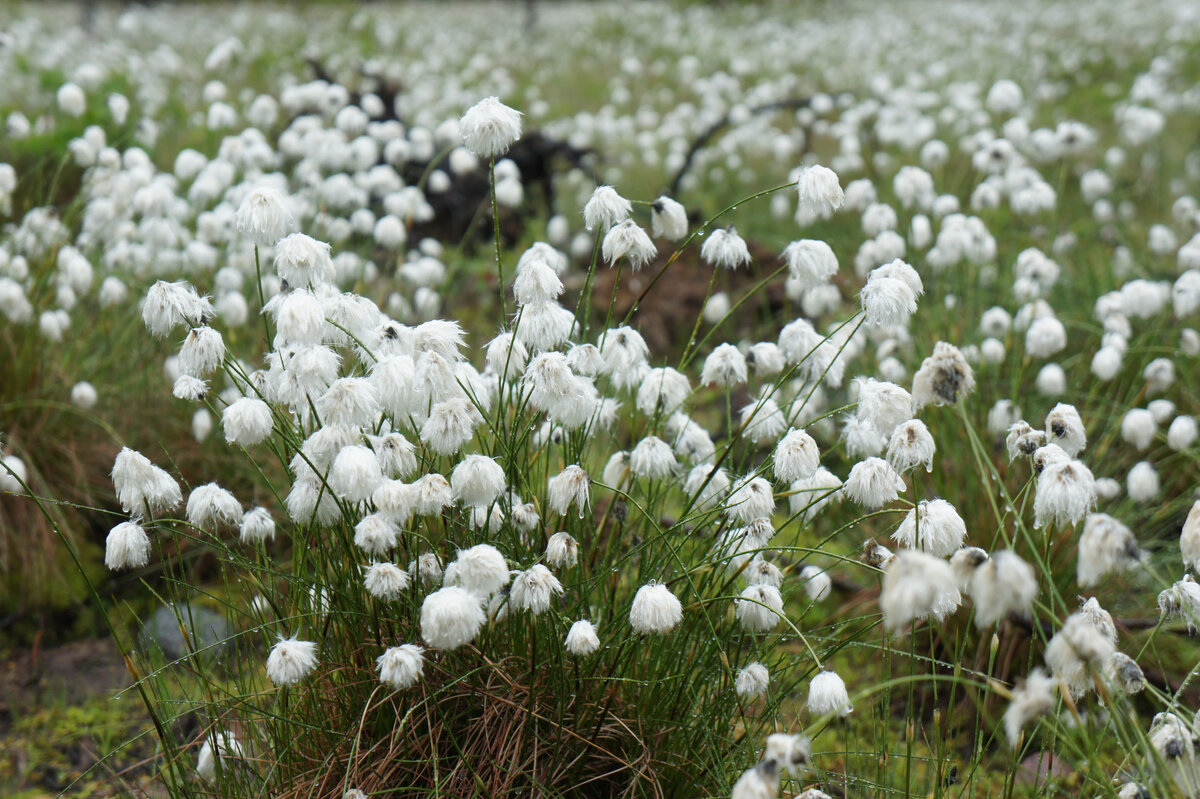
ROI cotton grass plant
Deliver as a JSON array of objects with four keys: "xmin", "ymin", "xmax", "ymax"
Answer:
[{"xmin": 2, "ymin": 2, "xmax": 1200, "ymax": 798}]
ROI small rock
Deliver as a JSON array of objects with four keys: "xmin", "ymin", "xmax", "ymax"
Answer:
[{"xmin": 138, "ymin": 604, "xmax": 234, "ymax": 662}]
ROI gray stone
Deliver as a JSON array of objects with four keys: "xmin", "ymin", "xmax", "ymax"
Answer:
[{"xmin": 138, "ymin": 603, "xmax": 234, "ymax": 662}]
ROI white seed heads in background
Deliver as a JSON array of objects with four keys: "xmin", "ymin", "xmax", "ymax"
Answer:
[
  {"xmin": 1044, "ymin": 603, "xmax": 1116, "ymax": 697},
  {"xmin": 783, "ymin": 239, "xmax": 838, "ymax": 289},
  {"xmin": 799, "ymin": 565, "xmax": 832, "ymax": 602},
  {"xmin": 1003, "ymin": 668, "xmax": 1057, "ymax": 747},
  {"xmin": 1158, "ymin": 575, "xmax": 1200, "ymax": 631},
  {"xmin": 1077, "ymin": 513, "xmax": 1144, "ymax": 587},
  {"xmin": 968, "ymin": 550, "xmax": 1037, "ymax": 628},
  {"xmin": 196, "ymin": 731, "xmax": 243, "ymax": 780}
]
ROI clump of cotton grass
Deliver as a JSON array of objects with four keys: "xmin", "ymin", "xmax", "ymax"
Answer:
[{"xmin": 57, "ymin": 62, "xmax": 1200, "ymax": 799}]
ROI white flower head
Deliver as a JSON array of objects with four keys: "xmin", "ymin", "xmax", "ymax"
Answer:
[
  {"xmin": 783, "ymin": 239, "xmax": 838, "ymax": 289},
  {"xmin": 239, "ymin": 506, "xmax": 275, "ymax": 544},
  {"xmin": 266, "ymin": 637, "xmax": 318, "ymax": 686},
  {"xmin": 736, "ymin": 662, "xmax": 770, "ymax": 698},
  {"xmin": 892, "ymin": 499, "xmax": 967, "ymax": 557},
  {"xmin": 186, "ymin": 483, "xmax": 241, "ymax": 532},
  {"xmin": 274, "ymin": 234, "xmax": 335, "ymax": 289},
  {"xmin": 796, "ymin": 164, "xmax": 844, "ymax": 224},
  {"xmin": 234, "ymin": 186, "xmax": 296, "ymax": 246},
  {"xmin": 583, "ymin": 185, "xmax": 632, "ymax": 232},
  {"xmin": 650, "ymin": 196, "xmax": 688, "ymax": 240},
  {"xmin": 143, "ymin": 281, "xmax": 214, "ymax": 339},
  {"xmin": 509, "ymin": 564, "xmax": 564, "ymax": 614},
  {"xmin": 969, "ymin": 550, "xmax": 1038, "ymax": 628},
  {"xmin": 547, "ymin": 465, "xmax": 590, "ymax": 517},
  {"xmin": 629, "ymin": 582, "xmax": 683, "ymax": 634},
  {"xmin": 735, "ymin": 584, "xmax": 784, "ymax": 632},
  {"xmin": 1034, "ymin": 459, "xmax": 1096, "ymax": 529},
  {"xmin": 774, "ymin": 428, "xmax": 821, "ymax": 484},
  {"xmin": 105, "ymin": 521, "xmax": 150, "ymax": 571},
  {"xmin": 880, "ymin": 550, "xmax": 960, "ymax": 633},
  {"xmin": 700, "ymin": 226, "xmax": 751, "ymax": 270},
  {"xmin": 460, "ymin": 96, "xmax": 522, "ymax": 159},
  {"xmin": 112, "ymin": 447, "xmax": 181, "ymax": 518},
  {"xmin": 601, "ymin": 220, "xmax": 656, "ymax": 270},
  {"xmin": 700, "ymin": 344, "xmax": 748, "ymax": 388},
  {"xmin": 565, "ymin": 620, "xmax": 600, "ymax": 656},
  {"xmin": 545, "ymin": 531, "xmax": 579, "ymax": 569},
  {"xmin": 843, "ymin": 457, "xmax": 905, "ymax": 509},
  {"xmin": 420, "ymin": 586, "xmax": 486, "ymax": 650},
  {"xmin": 1077, "ymin": 513, "xmax": 1144, "ymax": 587},
  {"xmin": 223, "ymin": 398, "xmax": 273, "ymax": 447},
  {"xmin": 912, "ymin": 341, "xmax": 975, "ymax": 410},
  {"xmin": 887, "ymin": 419, "xmax": 935, "ymax": 474},
  {"xmin": 446, "ymin": 544, "xmax": 510, "ymax": 597},
  {"xmin": 376, "ymin": 643, "xmax": 424, "ymax": 689},
  {"xmin": 450, "ymin": 454, "xmax": 506, "ymax": 508},
  {"xmin": 1003, "ymin": 668, "xmax": 1057, "ymax": 747},
  {"xmin": 807, "ymin": 668, "xmax": 852, "ymax": 717}
]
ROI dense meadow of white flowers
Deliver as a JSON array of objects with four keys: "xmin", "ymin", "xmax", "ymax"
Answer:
[{"xmin": 3, "ymin": 1, "xmax": 1200, "ymax": 797}]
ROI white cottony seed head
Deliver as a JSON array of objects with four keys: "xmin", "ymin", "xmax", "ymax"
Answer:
[
  {"xmin": 459, "ymin": 97, "xmax": 522, "ymax": 159},
  {"xmin": 420, "ymin": 586, "xmax": 485, "ymax": 650},
  {"xmin": 565, "ymin": 619, "xmax": 600, "ymax": 656},
  {"xmin": 736, "ymin": 662, "xmax": 770, "ymax": 698},
  {"xmin": 266, "ymin": 638, "xmax": 318, "ymax": 686},
  {"xmin": 807, "ymin": 668, "xmax": 853, "ymax": 717},
  {"xmin": 629, "ymin": 582, "xmax": 683, "ymax": 634},
  {"xmin": 376, "ymin": 643, "xmax": 424, "ymax": 689}
]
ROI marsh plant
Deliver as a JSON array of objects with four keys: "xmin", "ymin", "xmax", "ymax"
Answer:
[{"xmin": 1, "ymin": 3, "xmax": 1200, "ymax": 798}]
